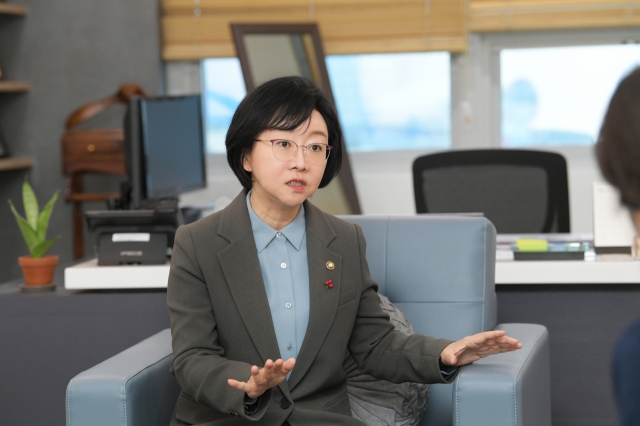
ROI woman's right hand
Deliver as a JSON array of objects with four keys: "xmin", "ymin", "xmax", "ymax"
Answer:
[{"xmin": 227, "ymin": 358, "xmax": 296, "ymax": 399}]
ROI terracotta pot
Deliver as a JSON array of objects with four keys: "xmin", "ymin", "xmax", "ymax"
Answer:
[{"xmin": 18, "ymin": 255, "xmax": 59, "ymax": 286}]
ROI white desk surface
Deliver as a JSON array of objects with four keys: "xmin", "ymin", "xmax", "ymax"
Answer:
[
  {"xmin": 66, "ymin": 233, "xmax": 640, "ymax": 289},
  {"xmin": 495, "ymin": 256, "xmax": 640, "ymax": 284},
  {"xmin": 65, "ymin": 259, "xmax": 170, "ymax": 290},
  {"xmin": 495, "ymin": 233, "xmax": 640, "ymax": 284}
]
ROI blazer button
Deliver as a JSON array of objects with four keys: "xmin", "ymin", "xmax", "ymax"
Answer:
[{"xmin": 279, "ymin": 398, "xmax": 291, "ymax": 409}]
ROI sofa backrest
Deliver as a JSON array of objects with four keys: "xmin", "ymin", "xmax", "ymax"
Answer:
[{"xmin": 339, "ymin": 215, "xmax": 497, "ymax": 426}]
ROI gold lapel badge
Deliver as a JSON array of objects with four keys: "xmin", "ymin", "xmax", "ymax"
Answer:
[{"xmin": 326, "ymin": 261, "xmax": 335, "ymax": 270}]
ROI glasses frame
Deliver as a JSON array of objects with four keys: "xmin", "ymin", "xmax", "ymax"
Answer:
[{"xmin": 263, "ymin": 139, "xmax": 333, "ymax": 164}]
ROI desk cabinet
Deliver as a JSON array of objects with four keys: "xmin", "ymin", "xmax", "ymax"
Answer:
[
  {"xmin": 0, "ymin": 268, "xmax": 169, "ymax": 426},
  {"xmin": 2, "ymin": 263, "xmax": 639, "ymax": 426}
]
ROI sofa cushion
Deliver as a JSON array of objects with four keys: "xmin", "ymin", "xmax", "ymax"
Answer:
[{"xmin": 345, "ymin": 294, "xmax": 430, "ymax": 426}]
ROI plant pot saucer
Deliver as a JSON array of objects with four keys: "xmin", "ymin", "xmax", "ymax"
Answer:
[{"xmin": 19, "ymin": 283, "xmax": 56, "ymax": 293}]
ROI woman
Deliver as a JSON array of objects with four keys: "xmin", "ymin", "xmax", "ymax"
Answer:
[
  {"xmin": 167, "ymin": 76, "xmax": 521, "ymax": 426},
  {"xmin": 596, "ymin": 67, "xmax": 640, "ymax": 426}
]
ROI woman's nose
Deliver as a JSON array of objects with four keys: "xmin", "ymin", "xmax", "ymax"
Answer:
[{"xmin": 291, "ymin": 145, "xmax": 308, "ymax": 169}]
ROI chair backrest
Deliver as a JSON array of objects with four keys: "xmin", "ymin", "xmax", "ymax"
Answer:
[
  {"xmin": 339, "ymin": 215, "xmax": 497, "ymax": 426},
  {"xmin": 412, "ymin": 149, "xmax": 570, "ymax": 233}
]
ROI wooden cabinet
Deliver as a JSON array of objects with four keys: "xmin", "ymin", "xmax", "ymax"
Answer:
[{"xmin": 61, "ymin": 129, "xmax": 126, "ymax": 176}]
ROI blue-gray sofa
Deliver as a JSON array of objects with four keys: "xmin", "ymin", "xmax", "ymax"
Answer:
[{"xmin": 66, "ymin": 215, "xmax": 550, "ymax": 426}]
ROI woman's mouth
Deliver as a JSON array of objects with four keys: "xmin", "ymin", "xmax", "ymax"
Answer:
[{"xmin": 287, "ymin": 180, "xmax": 306, "ymax": 190}]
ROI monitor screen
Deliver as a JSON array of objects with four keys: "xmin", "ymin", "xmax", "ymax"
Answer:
[{"xmin": 138, "ymin": 95, "xmax": 206, "ymax": 200}]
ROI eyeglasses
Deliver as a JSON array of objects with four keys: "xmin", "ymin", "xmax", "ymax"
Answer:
[{"xmin": 261, "ymin": 139, "xmax": 333, "ymax": 165}]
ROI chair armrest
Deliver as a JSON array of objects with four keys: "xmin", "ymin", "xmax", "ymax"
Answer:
[
  {"xmin": 453, "ymin": 323, "xmax": 551, "ymax": 426},
  {"xmin": 66, "ymin": 329, "xmax": 180, "ymax": 426}
]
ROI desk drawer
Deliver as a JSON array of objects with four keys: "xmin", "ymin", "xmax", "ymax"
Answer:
[{"xmin": 62, "ymin": 129, "xmax": 125, "ymax": 175}]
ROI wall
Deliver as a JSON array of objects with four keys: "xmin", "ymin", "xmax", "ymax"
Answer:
[{"xmin": 0, "ymin": 0, "xmax": 161, "ymax": 283}]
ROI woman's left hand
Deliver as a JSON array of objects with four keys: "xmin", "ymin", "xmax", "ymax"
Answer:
[{"xmin": 440, "ymin": 330, "xmax": 522, "ymax": 367}]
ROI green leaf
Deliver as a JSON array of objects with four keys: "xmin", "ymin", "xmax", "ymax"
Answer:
[
  {"xmin": 22, "ymin": 179, "xmax": 39, "ymax": 232},
  {"xmin": 31, "ymin": 236, "xmax": 60, "ymax": 258},
  {"xmin": 37, "ymin": 191, "xmax": 58, "ymax": 241},
  {"xmin": 8, "ymin": 200, "xmax": 41, "ymax": 253}
]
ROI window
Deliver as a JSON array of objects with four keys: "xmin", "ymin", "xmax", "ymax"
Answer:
[
  {"xmin": 501, "ymin": 44, "xmax": 640, "ymax": 148},
  {"xmin": 201, "ymin": 58, "xmax": 246, "ymax": 154},
  {"xmin": 201, "ymin": 52, "xmax": 451, "ymax": 154},
  {"xmin": 326, "ymin": 52, "xmax": 451, "ymax": 152}
]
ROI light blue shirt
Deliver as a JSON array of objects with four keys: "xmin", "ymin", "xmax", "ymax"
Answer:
[{"xmin": 246, "ymin": 192, "xmax": 310, "ymax": 362}]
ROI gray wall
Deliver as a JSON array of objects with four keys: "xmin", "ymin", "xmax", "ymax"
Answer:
[{"xmin": 0, "ymin": 0, "xmax": 161, "ymax": 282}]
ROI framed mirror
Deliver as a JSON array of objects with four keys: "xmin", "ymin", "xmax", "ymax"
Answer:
[{"xmin": 231, "ymin": 23, "xmax": 361, "ymax": 215}]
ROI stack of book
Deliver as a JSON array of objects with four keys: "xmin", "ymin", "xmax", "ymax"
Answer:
[{"xmin": 511, "ymin": 239, "xmax": 589, "ymax": 261}]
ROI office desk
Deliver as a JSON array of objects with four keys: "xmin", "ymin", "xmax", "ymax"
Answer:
[
  {"xmin": 495, "ymin": 253, "xmax": 639, "ymax": 426},
  {"xmin": 0, "ymin": 265, "xmax": 169, "ymax": 426}
]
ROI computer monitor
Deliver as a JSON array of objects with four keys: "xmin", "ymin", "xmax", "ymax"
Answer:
[{"xmin": 123, "ymin": 95, "xmax": 206, "ymax": 209}]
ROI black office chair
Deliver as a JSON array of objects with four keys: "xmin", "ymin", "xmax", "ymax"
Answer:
[{"xmin": 412, "ymin": 149, "xmax": 570, "ymax": 233}]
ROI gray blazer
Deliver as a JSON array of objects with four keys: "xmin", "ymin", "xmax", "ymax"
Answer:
[{"xmin": 167, "ymin": 190, "xmax": 456, "ymax": 426}]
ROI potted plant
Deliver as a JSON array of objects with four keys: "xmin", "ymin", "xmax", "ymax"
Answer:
[{"xmin": 8, "ymin": 179, "xmax": 60, "ymax": 288}]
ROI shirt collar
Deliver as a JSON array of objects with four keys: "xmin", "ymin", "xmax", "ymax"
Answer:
[{"xmin": 246, "ymin": 191, "xmax": 306, "ymax": 252}]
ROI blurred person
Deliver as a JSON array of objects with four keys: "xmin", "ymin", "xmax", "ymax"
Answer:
[{"xmin": 596, "ymin": 66, "xmax": 640, "ymax": 426}]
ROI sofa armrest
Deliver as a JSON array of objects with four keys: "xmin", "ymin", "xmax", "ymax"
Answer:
[
  {"xmin": 453, "ymin": 323, "xmax": 551, "ymax": 426},
  {"xmin": 66, "ymin": 329, "xmax": 180, "ymax": 426}
]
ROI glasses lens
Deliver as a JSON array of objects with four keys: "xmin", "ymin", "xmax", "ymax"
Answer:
[
  {"xmin": 306, "ymin": 144, "xmax": 329, "ymax": 164},
  {"xmin": 272, "ymin": 140, "xmax": 297, "ymax": 161}
]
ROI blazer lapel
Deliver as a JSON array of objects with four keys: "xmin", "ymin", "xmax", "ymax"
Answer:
[
  {"xmin": 287, "ymin": 201, "xmax": 341, "ymax": 391},
  {"xmin": 217, "ymin": 191, "xmax": 282, "ymax": 365}
]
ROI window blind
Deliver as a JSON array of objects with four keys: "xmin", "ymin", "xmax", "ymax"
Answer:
[
  {"xmin": 470, "ymin": 0, "xmax": 640, "ymax": 32},
  {"xmin": 161, "ymin": 0, "xmax": 467, "ymax": 60}
]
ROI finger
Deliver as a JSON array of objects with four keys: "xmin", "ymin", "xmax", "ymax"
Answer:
[
  {"xmin": 282, "ymin": 358, "xmax": 296, "ymax": 374},
  {"xmin": 228, "ymin": 379, "xmax": 247, "ymax": 391},
  {"xmin": 495, "ymin": 335, "xmax": 519, "ymax": 345},
  {"xmin": 252, "ymin": 365, "xmax": 260, "ymax": 375},
  {"xmin": 494, "ymin": 339, "xmax": 521, "ymax": 350},
  {"xmin": 250, "ymin": 365, "xmax": 265, "ymax": 385},
  {"xmin": 496, "ymin": 343, "xmax": 522, "ymax": 352},
  {"xmin": 272, "ymin": 359, "xmax": 284, "ymax": 377},
  {"xmin": 261, "ymin": 359, "xmax": 275, "ymax": 379}
]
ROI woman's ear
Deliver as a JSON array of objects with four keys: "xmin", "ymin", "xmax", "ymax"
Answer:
[{"xmin": 242, "ymin": 153, "xmax": 252, "ymax": 173}]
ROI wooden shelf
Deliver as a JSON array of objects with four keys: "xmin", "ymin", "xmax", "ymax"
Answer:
[
  {"xmin": 0, "ymin": 157, "xmax": 33, "ymax": 172},
  {"xmin": 0, "ymin": 3, "xmax": 28, "ymax": 16},
  {"xmin": 0, "ymin": 81, "xmax": 30, "ymax": 92}
]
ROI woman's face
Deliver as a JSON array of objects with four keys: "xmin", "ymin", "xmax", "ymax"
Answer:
[{"xmin": 243, "ymin": 109, "xmax": 329, "ymax": 213}]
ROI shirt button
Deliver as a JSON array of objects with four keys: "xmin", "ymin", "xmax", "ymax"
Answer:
[
  {"xmin": 285, "ymin": 302, "xmax": 292, "ymax": 309},
  {"xmin": 276, "ymin": 232, "xmax": 282, "ymax": 238},
  {"xmin": 287, "ymin": 344, "xmax": 293, "ymax": 351},
  {"xmin": 280, "ymin": 262, "xmax": 287, "ymax": 269}
]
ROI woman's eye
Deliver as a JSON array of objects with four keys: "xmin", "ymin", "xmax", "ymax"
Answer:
[
  {"xmin": 309, "ymin": 144, "xmax": 321, "ymax": 152},
  {"xmin": 276, "ymin": 140, "xmax": 290, "ymax": 148}
]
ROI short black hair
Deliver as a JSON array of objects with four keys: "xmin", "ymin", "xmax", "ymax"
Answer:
[
  {"xmin": 225, "ymin": 76, "xmax": 343, "ymax": 190},
  {"xmin": 596, "ymin": 67, "xmax": 640, "ymax": 208}
]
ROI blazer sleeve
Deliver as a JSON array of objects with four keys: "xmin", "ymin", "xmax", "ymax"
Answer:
[
  {"xmin": 346, "ymin": 224, "xmax": 459, "ymax": 385},
  {"xmin": 167, "ymin": 225, "xmax": 273, "ymax": 420}
]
